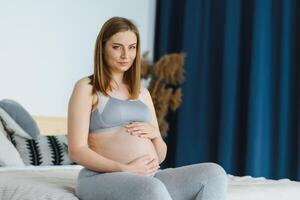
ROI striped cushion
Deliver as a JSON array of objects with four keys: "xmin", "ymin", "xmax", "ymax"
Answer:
[{"xmin": 6, "ymin": 129, "xmax": 74, "ymax": 166}]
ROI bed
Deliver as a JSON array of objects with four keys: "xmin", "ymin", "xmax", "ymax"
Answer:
[
  {"xmin": 0, "ymin": 165, "xmax": 82, "ymax": 200},
  {"xmin": 0, "ymin": 107, "xmax": 300, "ymax": 200},
  {"xmin": 0, "ymin": 165, "xmax": 300, "ymax": 200}
]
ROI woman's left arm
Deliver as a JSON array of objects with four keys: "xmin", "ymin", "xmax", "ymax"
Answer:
[{"xmin": 125, "ymin": 87, "xmax": 167, "ymax": 164}]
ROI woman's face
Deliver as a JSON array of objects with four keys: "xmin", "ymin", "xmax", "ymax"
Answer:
[{"xmin": 104, "ymin": 30, "xmax": 137, "ymax": 73}]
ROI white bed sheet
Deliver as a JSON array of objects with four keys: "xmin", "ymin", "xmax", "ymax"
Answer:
[
  {"xmin": 0, "ymin": 165, "xmax": 300, "ymax": 200},
  {"xmin": 227, "ymin": 174, "xmax": 300, "ymax": 200},
  {"xmin": 0, "ymin": 165, "xmax": 82, "ymax": 200}
]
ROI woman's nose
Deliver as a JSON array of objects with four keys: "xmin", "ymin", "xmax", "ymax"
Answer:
[{"xmin": 121, "ymin": 49, "xmax": 128, "ymax": 59}]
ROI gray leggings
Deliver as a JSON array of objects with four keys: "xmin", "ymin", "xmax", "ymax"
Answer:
[{"xmin": 76, "ymin": 162, "xmax": 228, "ymax": 200}]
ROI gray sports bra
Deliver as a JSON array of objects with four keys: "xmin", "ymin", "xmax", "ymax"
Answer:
[{"xmin": 89, "ymin": 91, "xmax": 152, "ymax": 134}]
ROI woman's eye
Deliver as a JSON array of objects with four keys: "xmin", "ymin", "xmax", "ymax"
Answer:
[
  {"xmin": 112, "ymin": 46, "xmax": 120, "ymax": 50},
  {"xmin": 129, "ymin": 46, "xmax": 136, "ymax": 50}
]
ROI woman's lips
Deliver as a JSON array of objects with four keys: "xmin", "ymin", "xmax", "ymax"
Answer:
[{"xmin": 118, "ymin": 62, "xmax": 129, "ymax": 66}]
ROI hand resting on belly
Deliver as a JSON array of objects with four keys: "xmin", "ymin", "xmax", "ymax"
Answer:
[{"xmin": 88, "ymin": 126, "xmax": 159, "ymax": 164}]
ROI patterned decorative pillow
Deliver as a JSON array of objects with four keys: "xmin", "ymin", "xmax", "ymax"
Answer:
[
  {"xmin": 5, "ymin": 128, "xmax": 74, "ymax": 166},
  {"xmin": 0, "ymin": 120, "xmax": 25, "ymax": 166}
]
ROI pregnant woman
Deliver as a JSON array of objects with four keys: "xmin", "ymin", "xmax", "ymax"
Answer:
[{"xmin": 68, "ymin": 17, "xmax": 228, "ymax": 200}]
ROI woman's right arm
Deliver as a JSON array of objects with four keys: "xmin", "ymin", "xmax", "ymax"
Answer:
[{"xmin": 67, "ymin": 78, "xmax": 124, "ymax": 172}]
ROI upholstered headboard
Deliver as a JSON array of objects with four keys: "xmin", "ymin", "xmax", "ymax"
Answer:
[{"xmin": 32, "ymin": 116, "xmax": 67, "ymax": 136}]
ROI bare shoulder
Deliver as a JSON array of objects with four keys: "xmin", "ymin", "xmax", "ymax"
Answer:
[
  {"xmin": 140, "ymin": 85, "xmax": 150, "ymax": 96},
  {"xmin": 140, "ymin": 86, "xmax": 158, "ymax": 127},
  {"xmin": 140, "ymin": 86, "xmax": 152, "ymax": 101},
  {"xmin": 69, "ymin": 77, "xmax": 94, "ymax": 106},
  {"xmin": 71, "ymin": 77, "xmax": 93, "ymax": 98},
  {"xmin": 74, "ymin": 77, "xmax": 92, "ymax": 92}
]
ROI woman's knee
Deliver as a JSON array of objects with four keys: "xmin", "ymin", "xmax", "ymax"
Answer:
[
  {"xmin": 206, "ymin": 163, "xmax": 228, "ymax": 182},
  {"xmin": 187, "ymin": 163, "xmax": 227, "ymax": 200},
  {"xmin": 189, "ymin": 162, "xmax": 226, "ymax": 177},
  {"xmin": 76, "ymin": 174, "xmax": 171, "ymax": 200},
  {"xmin": 206, "ymin": 163, "xmax": 227, "ymax": 176},
  {"xmin": 138, "ymin": 178, "xmax": 172, "ymax": 200},
  {"xmin": 202, "ymin": 163, "xmax": 228, "ymax": 189},
  {"xmin": 188, "ymin": 163, "xmax": 227, "ymax": 188}
]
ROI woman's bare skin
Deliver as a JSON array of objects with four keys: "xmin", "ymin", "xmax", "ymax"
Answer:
[{"xmin": 68, "ymin": 30, "xmax": 167, "ymax": 176}]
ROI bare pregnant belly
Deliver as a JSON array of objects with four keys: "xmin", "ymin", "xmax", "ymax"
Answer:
[{"xmin": 88, "ymin": 127, "xmax": 158, "ymax": 164}]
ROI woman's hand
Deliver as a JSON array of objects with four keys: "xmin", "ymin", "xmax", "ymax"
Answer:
[
  {"xmin": 125, "ymin": 122, "xmax": 161, "ymax": 140},
  {"xmin": 121, "ymin": 155, "xmax": 160, "ymax": 176}
]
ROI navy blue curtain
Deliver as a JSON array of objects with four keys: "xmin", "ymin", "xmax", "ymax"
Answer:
[{"xmin": 155, "ymin": 0, "xmax": 300, "ymax": 181}]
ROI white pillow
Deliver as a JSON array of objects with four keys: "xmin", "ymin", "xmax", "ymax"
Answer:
[{"xmin": 0, "ymin": 121, "xmax": 25, "ymax": 166}]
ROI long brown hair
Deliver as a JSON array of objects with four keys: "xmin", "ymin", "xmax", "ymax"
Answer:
[{"xmin": 88, "ymin": 17, "xmax": 141, "ymax": 100}]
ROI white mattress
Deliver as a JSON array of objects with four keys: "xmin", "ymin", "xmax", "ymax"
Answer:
[
  {"xmin": 0, "ymin": 165, "xmax": 83, "ymax": 200},
  {"xmin": 227, "ymin": 174, "xmax": 300, "ymax": 200},
  {"xmin": 0, "ymin": 165, "xmax": 300, "ymax": 200}
]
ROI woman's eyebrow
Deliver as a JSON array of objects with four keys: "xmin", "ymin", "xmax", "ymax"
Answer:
[{"xmin": 112, "ymin": 43, "xmax": 137, "ymax": 46}]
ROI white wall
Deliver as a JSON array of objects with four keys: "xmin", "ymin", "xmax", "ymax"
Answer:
[{"xmin": 0, "ymin": 0, "xmax": 156, "ymax": 117}]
